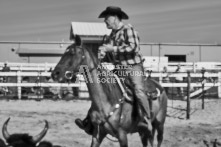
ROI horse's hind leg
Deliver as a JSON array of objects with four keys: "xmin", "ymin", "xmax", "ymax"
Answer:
[
  {"xmin": 118, "ymin": 129, "xmax": 128, "ymax": 147},
  {"xmin": 156, "ymin": 124, "xmax": 164, "ymax": 147}
]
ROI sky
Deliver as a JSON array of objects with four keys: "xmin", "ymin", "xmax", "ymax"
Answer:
[{"xmin": 0, "ymin": 0, "xmax": 221, "ymax": 43}]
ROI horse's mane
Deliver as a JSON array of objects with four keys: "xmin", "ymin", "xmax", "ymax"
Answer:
[{"xmin": 85, "ymin": 47, "xmax": 122, "ymax": 105}]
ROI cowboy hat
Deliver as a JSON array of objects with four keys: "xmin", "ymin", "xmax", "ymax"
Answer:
[{"xmin": 98, "ymin": 6, "xmax": 129, "ymax": 20}]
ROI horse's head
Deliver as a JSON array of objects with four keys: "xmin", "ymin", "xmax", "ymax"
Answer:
[{"xmin": 52, "ymin": 35, "xmax": 96, "ymax": 82}]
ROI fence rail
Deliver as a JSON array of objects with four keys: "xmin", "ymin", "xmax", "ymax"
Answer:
[
  {"xmin": 1, "ymin": 70, "xmax": 220, "ymax": 120},
  {"xmin": 0, "ymin": 71, "xmax": 220, "ymax": 99},
  {"xmin": 0, "ymin": 62, "xmax": 56, "ymax": 71},
  {"xmin": 1, "ymin": 62, "xmax": 221, "ymax": 72},
  {"xmin": 145, "ymin": 62, "xmax": 221, "ymax": 72}
]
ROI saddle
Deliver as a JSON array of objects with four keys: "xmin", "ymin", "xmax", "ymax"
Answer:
[
  {"xmin": 116, "ymin": 75, "xmax": 164, "ymax": 102},
  {"xmin": 113, "ymin": 75, "xmax": 164, "ymax": 121}
]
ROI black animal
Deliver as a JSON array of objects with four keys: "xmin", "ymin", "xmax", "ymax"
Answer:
[{"xmin": 0, "ymin": 118, "xmax": 62, "ymax": 147}]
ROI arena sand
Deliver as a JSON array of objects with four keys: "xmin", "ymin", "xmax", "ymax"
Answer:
[{"xmin": 0, "ymin": 99, "xmax": 221, "ymax": 147}]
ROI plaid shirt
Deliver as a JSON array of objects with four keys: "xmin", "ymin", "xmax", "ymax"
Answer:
[{"xmin": 108, "ymin": 24, "xmax": 143, "ymax": 65}]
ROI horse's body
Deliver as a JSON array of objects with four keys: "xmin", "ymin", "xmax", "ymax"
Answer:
[{"xmin": 52, "ymin": 36, "xmax": 167, "ymax": 147}]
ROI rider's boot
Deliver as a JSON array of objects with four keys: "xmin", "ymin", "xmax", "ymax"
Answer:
[
  {"xmin": 75, "ymin": 117, "xmax": 93, "ymax": 135},
  {"xmin": 137, "ymin": 106, "xmax": 152, "ymax": 134}
]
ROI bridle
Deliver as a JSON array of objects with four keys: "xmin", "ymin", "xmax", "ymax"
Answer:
[{"xmin": 64, "ymin": 45, "xmax": 98, "ymax": 80}]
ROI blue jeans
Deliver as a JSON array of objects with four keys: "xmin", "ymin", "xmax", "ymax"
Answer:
[{"xmin": 116, "ymin": 63, "xmax": 151, "ymax": 119}]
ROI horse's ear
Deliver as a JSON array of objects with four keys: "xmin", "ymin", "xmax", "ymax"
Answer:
[
  {"xmin": 102, "ymin": 35, "xmax": 109, "ymax": 44},
  {"xmin": 75, "ymin": 35, "xmax": 82, "ymax": 46}
]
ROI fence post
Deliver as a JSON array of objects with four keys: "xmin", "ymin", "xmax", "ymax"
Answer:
[
  {"xmin": 44, "ymin": 62, "xmax": 48, "ymax": 72},
  {"xmin": 17, "ymin": 71, "xmax": 21, "ymax": 99},
  {"xmin": 193, "ymin": 62, "xmax": 196, "ymax": 73},
  {"xmin": 159, "ymin": 72, "xmax": 162, "ymax": 85},
  {"xmin": 201, "ymin": 69, "xmax": 205, "ymax": 109},
  {"xmin": 218, "ymin": 72, "xmax": 221, "ymax": 98},
  {"xmin": 186, "ymin": 71, "xmax": 191, "ymax": 119}
]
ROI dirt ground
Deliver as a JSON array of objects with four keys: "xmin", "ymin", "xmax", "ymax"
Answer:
[{"xmin": 0, "ymin": 99, "xmax": 221, "ymax": 147}]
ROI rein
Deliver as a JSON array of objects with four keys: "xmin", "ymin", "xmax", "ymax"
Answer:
[{"xmin": 65, "ymin": 45, "xmax": 127, "ymax": 139}]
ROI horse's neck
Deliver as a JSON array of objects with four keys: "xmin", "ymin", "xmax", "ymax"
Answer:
[
  {"xmin": 82, "ymin": 68, "xmax": 111, "ymax": 113},
  {"xmin": 82, "ymin": 50, "xmax": 120, "ymax": 115}
]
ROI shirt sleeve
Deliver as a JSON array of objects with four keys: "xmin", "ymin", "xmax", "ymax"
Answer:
[{"xmin": 114, "ymin": 26, "xmax": 140, "ymax": 54}]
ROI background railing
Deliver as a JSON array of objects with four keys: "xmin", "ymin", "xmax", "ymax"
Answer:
[
  {"xmin": 0, "ymin": 62, "xmax": 56, "ymax": 71},
  {"xmin": 1, "ymin": 61, "xmax": 221, "ymax": 72},
  {"xmin": 1, "ymin": 62, "xmax": 221, "ymax": 120},
  {"xmin": 0, "ymin": 70, "xmax": 220, "ymax": 99},
  {"xmin": 144, "ymin": 62, "xmax": 221, "ymax": 72}
]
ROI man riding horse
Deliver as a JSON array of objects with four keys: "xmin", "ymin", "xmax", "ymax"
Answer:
[{"xmin": 75, "ymin": 6, "xmax": 152, "ymax": 134}]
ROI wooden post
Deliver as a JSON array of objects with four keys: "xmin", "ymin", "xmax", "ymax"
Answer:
[
  {"xmin": 186, "ymin": 71, "xmax": 191, "ymax": 119},
  {"xmin": 159, "ymin": 72, "xmax": 162, "ymax": 84},
  {"xmin": 193, "ymin": 62, "xmax": 196, "ymax": 73},
  {"xmin": 201, "ymin": 69, "xmax": 205, "ymax": 109},
  {"xmin": 44, "ymin": 62, "xmax": 48, "ymax": 72},
  {"xmin": 17, "ymin": 71, "xmax": 21, "ymax": 99},
  {"xmin": 218, "ymin": 72, "xmax": 221, "ymax": 98},
  {"xmin": 158, "ymin": 43, "xmax": 161, "ymax": 72}
]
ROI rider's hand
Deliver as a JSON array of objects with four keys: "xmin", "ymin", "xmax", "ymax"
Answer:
[
  {"xmin": 99, "ymin": 44, "xmax": 115, "ymax": 52},
  {"xmin": 103, "ymin": 44, "xmax": 115, "ymax": 52},
  {"xmin": 98, "ymin": 50, "xmax": 106, "ymax": 59},
  {"xmin": 99, "ymin": 45, "xmax": 107, "ymax": 52}
]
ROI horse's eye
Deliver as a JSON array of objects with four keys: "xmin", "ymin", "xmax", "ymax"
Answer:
[
  {"xmin": 69, "ymin": 61, "xmax": 72, "ymax": 66},
  {"xmin": 65, "ymin": 48, "xmax": 75, "ymax": 54},
  {"xmin": 70, "ymin": 49, "xmax": 76, "ymax": 55}
]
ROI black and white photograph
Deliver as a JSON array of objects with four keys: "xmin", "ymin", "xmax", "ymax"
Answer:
[{"xmin": 0, "ymin": 0, "xmax": 221, "ymax": 147}]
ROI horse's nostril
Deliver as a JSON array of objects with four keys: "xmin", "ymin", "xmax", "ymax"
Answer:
[
  {"xmin": 51, "ymin": 70, "xmax": 60, "ymax": 80},
  {"xmin": 55, "ymin": 71, "xmax": 60, "ymax": 76}
]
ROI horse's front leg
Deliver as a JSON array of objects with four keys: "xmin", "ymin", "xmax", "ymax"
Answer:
[
  {"xmin": 90, "ymin": 125, "xmax": 106, "ymax": 147},
  {"xmin": 118, "ymin": 129, "xmax": 128, "ymax": 147}
]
